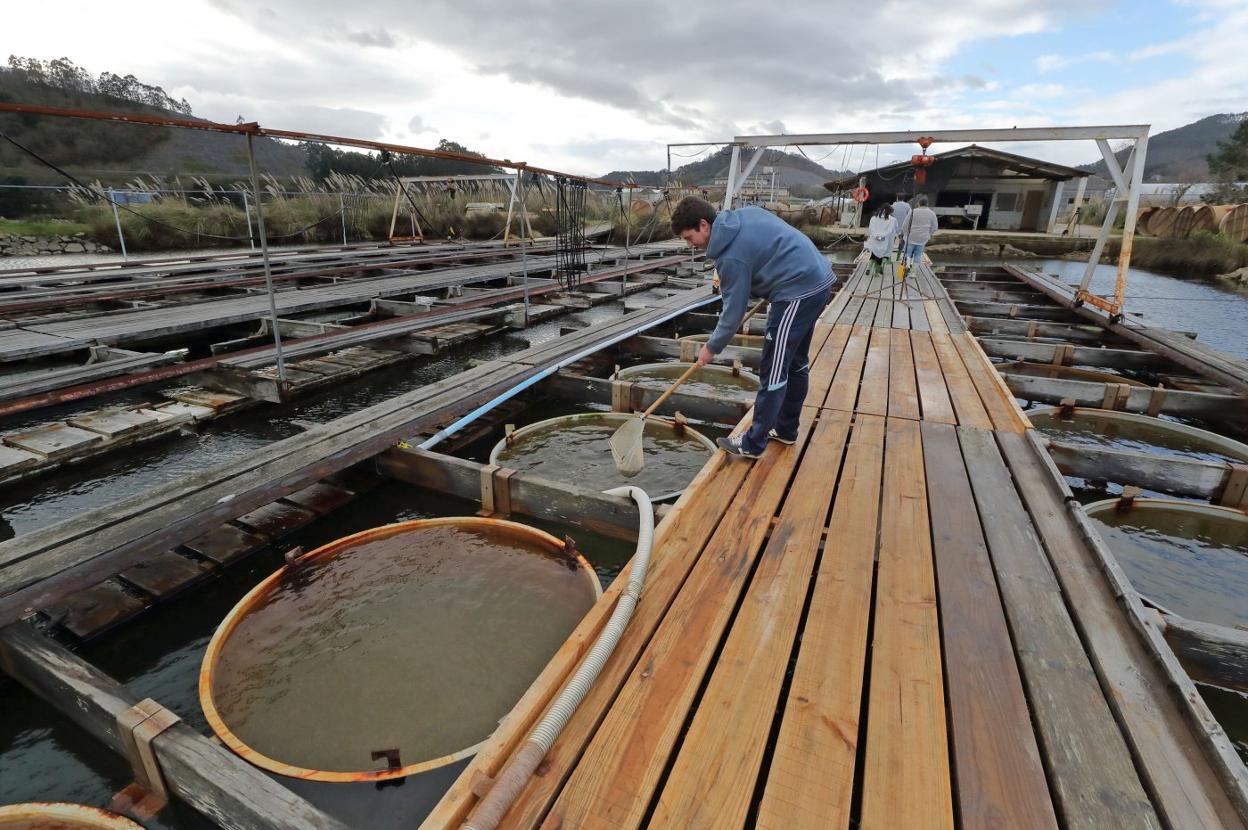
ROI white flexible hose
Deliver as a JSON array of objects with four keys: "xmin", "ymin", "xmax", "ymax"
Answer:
[{"xmin": 462, "ymin": 486, "xmax": 655, "ymax": 830}]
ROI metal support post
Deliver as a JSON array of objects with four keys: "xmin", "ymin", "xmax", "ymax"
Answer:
[
  {"xmin": 338, "ymin": 193, "xmax": 347, "ymax": 245},
  {"xmin": 242, "ymin": 190, "xmax": 255, "ymax": 250},
  {"xmin": 108, "ymin": 190, "xmax": 128, "ymax": 263},
  {"xmin": 1112, "ymin": 133, "xmax": 1149, "ymax": 316},
  {"xmin": 721, "ymin": 145, "xmax": 742, "ymax": 210},
  {"xmin": 245, "ymin": 132, "xmax": 287, "ymax": 386}
]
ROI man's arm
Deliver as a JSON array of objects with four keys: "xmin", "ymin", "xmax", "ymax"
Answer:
[{"xmin": 704, "ymin": 258, "xmax": 751, "ymax": 355}]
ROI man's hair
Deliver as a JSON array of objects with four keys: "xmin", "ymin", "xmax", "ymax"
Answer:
[
  {"xmin": 670, "ymin": 196, "xmax": 717, "ymax": 234},
  {"xmin": 896, "ymin": 193, "xmax": 907, "ymax": 202},
  {"xmin": 917, "ymin": 196, "xmax": 929, "ymax": 206}
]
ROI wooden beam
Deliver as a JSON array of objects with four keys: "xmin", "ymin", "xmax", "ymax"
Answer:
[
  {"xmin": 1002, "ymin": 373, "xmax": 1247, "ymax": 424},
  {"xmin": 620, "ymin": 334, "xmax": 761, "ymax": 370},
  {"xmin": 953, "ymin": 300, "xmax": 1081, "ymax": 323},
  {"xmin": 964, "ymin": 316, "xmax": 1111, "ymax": 344},
  {"xmin": 1043, "ymin": 439, "xmax": 1235, "ymax": 500},
  {"xmin": 977, "ymin": 338, "xmax": 1166, "ymax": 371},
  {"xmin": 1158, "ymin": 613, "xmax": 1248, "ymax": 695},
  {"xmin": 0, "ymin": 623, "xmax": 348, "ymax": 830}
]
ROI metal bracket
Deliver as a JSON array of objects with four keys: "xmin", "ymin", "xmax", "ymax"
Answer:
[
  {"xmin": 110, "ymin": 698, "xmax": 181, "ymax": 819},
  {"xmin": 1218, "ymin": 464, "xmax": 1248, "ymax": 509}
]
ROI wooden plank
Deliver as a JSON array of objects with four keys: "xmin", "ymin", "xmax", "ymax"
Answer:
[
  {"xmin": 651, "ymin": 412, "xmax": 853, "ymax": 828},
  {"xmin": 280, "ymin": 482, "xmax": 355, "ymax": 516},
  {"xmin": 977, "ymin": 338, "xmax": 1165, "ymax": 371},
  {"xmin": 856, "ymin": 327, "xmax": 891, "ymax": 417},
  {"xmin": 907, "ymin": 286, "xmax": 929, "ymax": 331},
  {"xmin": 958, "ymin": 427, "xmax": 1161, "ymax": 829},
  {"xmin": 462, "ymin": 447, "xmax": 756, "ymax": 828},
  {"xmin": 1001, "ymin": 373, "xmax": 1247, "ymax": 424},
  {"xmin": 887, "ymin": 328, "xmax": 921, "ymax": 421},
  {"xmin": 41, "ymin": 579, "xmax": 149, "ymax": 640},
  {"xmin": 535, "ymin": 415, "xmax": 814, "ymax": 830},
  {"xmin": 860, "ymin": 417, "xmax": 953, "ymax": 830},
  {"xmin": 924, "ymin": 300, "xmax": 948, "ymax": 334},
  {"xmin": 822, "ymin": 325, "xmax": 869, "ymax": 412},
  {"xmin": 1044, "ymin": 440, "xmax": 1234, "ymax": 500},
  {"xmin": 182, "ymin": 524, "xmax": 268, "ymax": 565},
  {"xmin": 117, "ymin": 550, "xmax": 214, "ymax": 600},
  {"xmin": 756, "ymin": 413, "xmax": 885, "ymax": 830},
  {"xmin": 806, "ymin": 324, "xmax": 851, "ymax": 399},
  {"xmin": 997, "ymin": 432, "xmax": 1248, "ymax": 829},
  {"xmin": 233, "ymin": 501, "xmax": 319, "ymax": 538},
  {"xmin": 931, "ymin": 332, "xmax": 992, "ymax": 428},
  {"xmin": 909, "ymin": 331, "xmax": 957, "ymax": 425},
  {"xmin": 952, "ymin": 332, "xmax": 1028, "ymax": 433},
  {"xmin": 0, "ymin": 623, "xmax": 349, "ymax": 830},
  {"xmin": 920, "ymin": 422, "xmax": 1058, "ymax": 830}
]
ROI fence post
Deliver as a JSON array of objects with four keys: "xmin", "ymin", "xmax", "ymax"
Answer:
[
  {"xmin": 245, "ymin": 133, "xmax": 287, "ymax": 387},
  {"xmin": 339, "ymin": 193, "xmax": 347, "ymax": 245},
  {"xmin": 242, "ymin": 190, "xmax": 255, "ymax": 250}
]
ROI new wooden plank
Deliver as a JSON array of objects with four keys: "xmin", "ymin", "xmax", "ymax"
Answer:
[
  {"xmin": 920, "ymin": 422, "xmax": 1058, "ymax": 830},
  {"xmin": 756, "ymin": 413, "xmax": 885, "ymax": 830},
  {"xmin": 958, "ymin": 426, "xmax": 1161, "ymax": 829},
  {"xmin": 822, "ymin": 325, "xmax": 869, "ymax": 412},
  {"xmin": 535, "ymin": 416, "xmax": 814, "ymax": 830},
  {"xmin": 924, "ymin": 300, "xmax": 949, "ymax": 334},
  {"xmin": 860, "ymin": 417, "xmax": 952, "ymax": 830},
  {"xmin": 887, "ymin": 328, "xmax": 921, "ymax": 421},
  {"xmin": 909, "ymin": 331, "xmax": 957, "ymax": 425},
  {"xmin": 651, "ymin": 412, "xmax": 853, "ymax": 828},
  {"xmin": 855, "ymin": 327, "xmax": 891, "ymax": 417},
  {"xmin": 907, "ymin": 284, "xmax": 929, "ymax": 331},
  {"xmin": 473, "ymin": 450, "xmax": 757, "ymax": 829},
  {"xmin": 953, "ymin": 332, "xmax": 1029, "ymax": 433},
  {"xmin": 806, "ymin": 324, "xmax": 851, "ymax": 400},
  {"xmin": 997, "ymin": 432, "xmax": 1247, "ymax": 829},
  {"xmin": 890, "ymin": 279, "xmax": 912, "ymax": 330},
  {"xmin": 930, "ymin": 331, "xmax": 992, "ymax": 429}
]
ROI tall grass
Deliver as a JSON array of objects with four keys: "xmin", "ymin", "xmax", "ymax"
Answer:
[
  {"xmin": 1108, "ymin": 232, "xmax": 1248, "ymax": 277},
  {"xmin": 66, "ymin": 173, "xmax": 619, "ymax": 251}
]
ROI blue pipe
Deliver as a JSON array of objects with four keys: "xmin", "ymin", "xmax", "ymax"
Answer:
[{"xmin": 417, "ymin": 293, "xmax": 720, "ymax": 450}]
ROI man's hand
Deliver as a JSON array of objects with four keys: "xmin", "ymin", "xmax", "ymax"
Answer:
[{"xmin": 696, "ymin": 344, "xmax": 714, "ymax": 366}]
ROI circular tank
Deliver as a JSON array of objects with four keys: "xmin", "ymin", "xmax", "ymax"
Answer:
[
  {"xmin": 0, "ymin": 803, "xmax": 142, "ymax": 830},
  {"xmin": 1000, "ymin": 360, "xmax": 1147, "ymax": 387},
  {"xmin": 1030, "ymin": 407, "xmax": 1248, "ymax": 464},
  {"xmin": 200, "ymin": 518, "xmax": 601, "ymax": 783},
  {"xmin": 1085, "ymin": 498, "xmax": 1248, "ymax": 630},
  {"xmin": 614, "ymin": 362, "xmax": 759, "ymax": 400},
  {"xmin": 679, "ymin": 332, "xmax": 765, "ymax": 350},
  {"xmin": 491, "ymin": 412, "xmax": 715, "ymax": 501}
]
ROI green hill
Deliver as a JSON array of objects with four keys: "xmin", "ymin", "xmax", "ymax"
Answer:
[
  {"xmin": 1078, "ymin": 113, "xmax": 1246, "ymax": 182},
  {"xmin": 604, "ymin": 146, "xmax": 848, "ymax": 197}
]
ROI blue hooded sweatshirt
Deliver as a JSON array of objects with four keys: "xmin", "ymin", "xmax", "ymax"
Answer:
[{"xmin": 704, "ymin": 206, "xmax": 834, "ymax": 354}]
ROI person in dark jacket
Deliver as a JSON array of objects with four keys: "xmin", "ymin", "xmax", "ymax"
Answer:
[{"xmin": 670, "ymin": 196, "xmax": 836, "ymax": 459}]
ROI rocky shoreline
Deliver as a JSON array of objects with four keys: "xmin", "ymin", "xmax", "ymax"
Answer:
[{"xmin": 0, "ymin": 233, "xmax": 112, "ymax": 257}]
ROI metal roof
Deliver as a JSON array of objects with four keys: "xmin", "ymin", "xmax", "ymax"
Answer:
[{"xmin": 824, "ymin": 145, "xmax": 1089, "ymax": 190}]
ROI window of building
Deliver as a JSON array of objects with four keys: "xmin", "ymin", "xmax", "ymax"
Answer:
[{"xmin": 995, "ymin": 192, "xmax": 1020, "ymax": 211}]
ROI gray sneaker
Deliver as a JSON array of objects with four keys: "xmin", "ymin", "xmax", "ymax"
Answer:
[
  {"xmin": 767, "ymin": 429, "xmax": 797, "ymax": 445},
  {"xmin": 717, "ymin": 434, "xmax": 762, "ymax": 460}
]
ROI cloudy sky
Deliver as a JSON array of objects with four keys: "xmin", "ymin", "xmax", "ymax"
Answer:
[{"xmin": 5, "ymin": 0, "xmax": 1247, "ymax": 175}]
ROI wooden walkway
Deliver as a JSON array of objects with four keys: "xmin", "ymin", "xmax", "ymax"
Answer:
[{"xmin": 428, "ymin": 260, "xmax": 1248, "ymax": 830}]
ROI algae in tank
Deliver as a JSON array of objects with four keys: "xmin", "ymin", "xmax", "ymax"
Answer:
[{"xmin": 205, "ymin": 522, "xmax": 598, "ymax": 775}]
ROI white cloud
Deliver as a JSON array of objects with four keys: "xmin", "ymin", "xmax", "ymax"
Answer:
[{"xmin": 1035, "ymin": 50, "xmax": 1114, "ymax": 72}]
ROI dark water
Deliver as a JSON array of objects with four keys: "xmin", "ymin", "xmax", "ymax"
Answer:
[
  {"xmin": 209, "ymin": 523, "xmax": 598, "ymax": 774},
  {"xmin": 1029, "ymin": 410, "xmax": 1248, "ymax": 465},
  {"xmin": 1087, "ymin": 504, "xmax": 1248, "ymax": 630},
  {"xmin": 493, "ymin": 414, "xmax": 714, "ymax": 501},
  {"xmin": 1199, "ymin": 684, "xmax": 1248, "ymax": 764}
]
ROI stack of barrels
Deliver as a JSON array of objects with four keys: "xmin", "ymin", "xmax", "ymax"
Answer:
[{"xmin": 1137, "ymin": 203, "xmax": 1248, "ymax": 241}]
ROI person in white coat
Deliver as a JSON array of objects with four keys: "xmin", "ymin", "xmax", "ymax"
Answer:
[
  {"xmin": 904, "ymin": 196, "xmax": 939, "ymax": 267},
  {"xmin": 890, "ymin": 194, "xmax": 912, "ymax": 256},
  {"xmin": 862, "ymin": 204, "xmax": 897, "ymax": 276}
]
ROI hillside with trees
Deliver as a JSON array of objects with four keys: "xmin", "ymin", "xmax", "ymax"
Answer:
[
  {"xmin": 603, "ymin": 146, "xmax": 848, "ymax": 197},
  {"xmin": 1078, "ymin": 113, "xmax": 1247, "ymax": 182}
]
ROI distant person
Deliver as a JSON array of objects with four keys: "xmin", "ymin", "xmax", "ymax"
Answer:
[
  {"xmin": 905, "ymin": 196, "xmax": 939, "ymax": 267},
  {"xmin": 890, "ymin": 193, "xmax": 912, "ymax": 254},
  {"xmin": 862, "ymin": 204, "xmax": 897, "ymax": 277},
  {"xmin": 670, "ymin": 196, "xmax": 836, "ymax": 460}
]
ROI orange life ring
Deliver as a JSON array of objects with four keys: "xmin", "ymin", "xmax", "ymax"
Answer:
[{"xmin": 852, "ymin": 185, "xmax": 869, "ymax": 204}]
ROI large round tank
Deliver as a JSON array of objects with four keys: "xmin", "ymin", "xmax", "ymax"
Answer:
[
  {"xmin": 1030, "ymin": 407, "xmax": 1248, "ymax": 464},
  {"xmin": 0, "ymin": 803, "xmax": 142, "ymax": 829},
  {"xmin": 491, "ymin": 412, "xmax": 715, "ymax": 501},
  {"xmin": 1085, "ymin": 498, "xmax": 1248, "ymax": 630},
  {"xmin": 679, "ymin": 332, "xmax": 765, "ymax": 350},
  {"xmin": 614, "ymin": 362, "xmax": 759, "ymax": 400},
  {"xmin": 1000, "ymin": 361, "xmax": 1147, "ymax": 387},
  {"xmin": 200, "ymin": 518, "xmax": 601, "ymax": 785}
]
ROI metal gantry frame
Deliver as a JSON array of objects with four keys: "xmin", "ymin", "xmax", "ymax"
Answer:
[
  {"xmin": 721, "ymin": 126, "xmax": 1150, "ymax": 321},
  {"xmin": 387, "ymin": 174, "xmax": 536, "ymax": 246}
]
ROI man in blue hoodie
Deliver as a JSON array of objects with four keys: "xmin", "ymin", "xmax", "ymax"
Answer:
[{"xmin": 670, "ymin": 196, "xmax": 836, "ymax": 459}]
